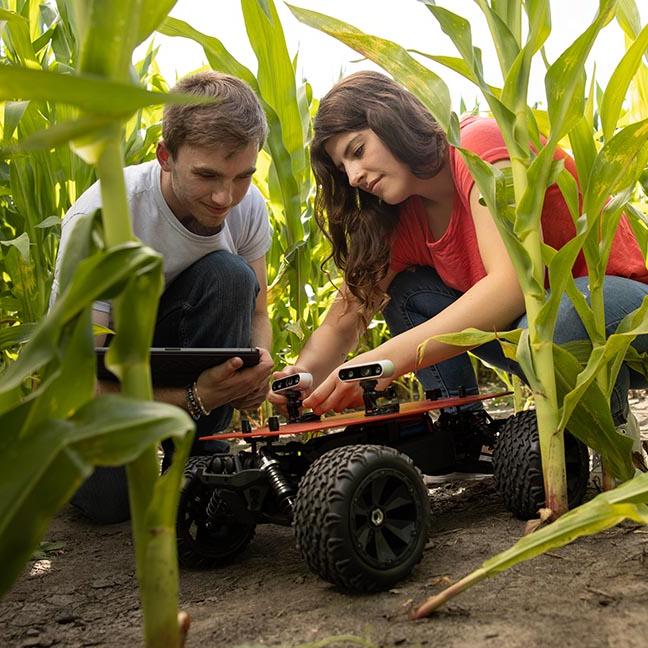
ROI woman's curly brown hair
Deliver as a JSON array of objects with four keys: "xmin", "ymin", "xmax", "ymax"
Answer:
[{"xmin": 311, "ymin": 71, "xmax": 448, "ymax": 318}]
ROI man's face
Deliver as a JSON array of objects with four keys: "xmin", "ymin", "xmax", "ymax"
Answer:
[{"xmin": 157, "ymin": 141, "xmax": 259, "ymax": 234}]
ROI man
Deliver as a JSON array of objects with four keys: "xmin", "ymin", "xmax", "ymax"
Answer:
[{"xmin": 51, "ymin": 71, "xmax": 274, "ymax": 523}]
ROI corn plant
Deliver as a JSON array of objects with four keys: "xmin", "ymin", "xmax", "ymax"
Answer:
[{"xmin": 0, "ymin": 0, "xmax": 207, "ymax": 644}]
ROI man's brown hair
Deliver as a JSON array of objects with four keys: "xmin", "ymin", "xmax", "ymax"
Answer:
[{"xmin": 163, "ymin": 71, "xmax": 268, "ymax": 156}]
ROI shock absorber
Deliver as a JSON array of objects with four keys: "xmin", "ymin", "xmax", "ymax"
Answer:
[{"xmin": 259, "ymin": 450, "xmax": 295, "ymax": 515}]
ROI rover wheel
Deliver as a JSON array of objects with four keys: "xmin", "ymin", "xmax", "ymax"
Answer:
[
  {"xmin": 294, "ymin": 445, "xmax": 430, "ymax": 592},
  {"xmin": 492, "ymin": 409, "xmax": 590, "ymax": 520},
  {"xmin": 177, "ymin": 456, "xmax": 255, "ymax": 568}
]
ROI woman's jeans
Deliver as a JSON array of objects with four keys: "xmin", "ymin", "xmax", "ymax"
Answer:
[
  {"xmin": 71, "ymin": 251, "xmax": 259, "ymax": 523},
  {"xmin": 383, "ymin": 266, "xmax": 648, "ymax": 419}
]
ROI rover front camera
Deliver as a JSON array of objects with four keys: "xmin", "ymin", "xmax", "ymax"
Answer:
[
  {"xmin": 338, "ymin": 360, "xmax": 395, "ymax": 383},
  {"xmin": 271, "ymin": 372, "xmax": 313, "ymax": 394}
]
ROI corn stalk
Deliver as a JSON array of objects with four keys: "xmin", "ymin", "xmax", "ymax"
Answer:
[{"xmin": 0, "ymin": 0, "xmax": 206, "ymax": 644}]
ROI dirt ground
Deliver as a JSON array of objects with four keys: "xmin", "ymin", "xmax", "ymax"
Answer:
[{"xmin": 2, "ymin": 392, "xmax": 648, "ymax": 648}]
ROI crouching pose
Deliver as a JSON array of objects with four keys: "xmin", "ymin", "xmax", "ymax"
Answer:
[
  {"xmin": 51, "ymin": 72, "xmax": 275, "ymax": 522},
  {"xmin": 272, "ymin": 71, "xmax": 648, "ymax": 452}
]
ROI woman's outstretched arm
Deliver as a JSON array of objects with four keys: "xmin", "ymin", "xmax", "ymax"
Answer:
[{"xmin": 304, "ymin": 171, "xmax": 526, "ymax": 413}]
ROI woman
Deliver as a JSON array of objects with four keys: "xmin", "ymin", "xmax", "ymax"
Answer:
[{"xmin": 275, "ymin": 70, "xmax": 648, "ymax": 447}]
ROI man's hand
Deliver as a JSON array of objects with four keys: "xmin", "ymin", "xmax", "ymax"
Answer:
[{"xmin": 195, "ymin": 347, "xmax": 274, "ymax": 412}]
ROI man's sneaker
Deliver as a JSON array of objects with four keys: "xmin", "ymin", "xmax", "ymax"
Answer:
[{"xmin": 616, "ymin": 411, "xmax": 648, "ymax": 472}]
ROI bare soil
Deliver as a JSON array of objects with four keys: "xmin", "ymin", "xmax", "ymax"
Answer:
[{"xmin": 2, "ymin": 393, "xmax": 648, "ymax": 648}]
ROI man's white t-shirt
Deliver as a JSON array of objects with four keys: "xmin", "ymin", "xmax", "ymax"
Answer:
[{"xmin": 50, "ymin": 160, "xmax": 271, "ymax": 313}]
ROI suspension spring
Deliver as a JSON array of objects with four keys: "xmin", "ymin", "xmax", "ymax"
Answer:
[{"xmin": 259, "ymin": 452, "xmax": 294, "ymax": 514}]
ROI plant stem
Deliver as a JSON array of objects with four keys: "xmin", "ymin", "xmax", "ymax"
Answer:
[
  {"xmin": 95, "ymin": 126, "xmax": 133, "ymax": 247},
  {"xmin": 510, "ymin": 144, "xmax": 569, "ymax": 517},
  {"xmin": 95, "ymin": 127, "xmax": 182, "ymax": 647},
  {"xmin": 526, "ymin": 289, "xmax": 568, "ymax": 517},
  {"xmin": 411, "ymin": 567, "xmax": 488, "ymax": 619}
]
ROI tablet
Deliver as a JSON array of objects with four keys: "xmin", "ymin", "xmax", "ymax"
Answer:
[{"xmin": 96, "ymin": 347, "xmax": 260, "ymax": 386}]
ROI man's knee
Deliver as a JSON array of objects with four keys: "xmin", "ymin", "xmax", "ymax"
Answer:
[{"xmin": 185, "ymin": 251, "xmax": 258, "ymax": 297}]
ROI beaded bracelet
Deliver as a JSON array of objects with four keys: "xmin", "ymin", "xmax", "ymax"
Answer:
[
  {"xmin": 192, "ymin": 381, "xmax": 211, "ymax": 416},
  {"xmin": 185, "ymin": 383, "xmax": 203, "ymax": 421}
]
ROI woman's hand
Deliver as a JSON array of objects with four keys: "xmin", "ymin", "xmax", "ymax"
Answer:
[
  {"xmin": 301, "ymin": 349, "xmax": 397, "ymax": 414},
  {"xmin": 300, "ymin": 366, "xmax": 365, "ymax": 414},
  {"xmin": 267, "ymin": 364, "xmax": 313, "ymax": 415}
]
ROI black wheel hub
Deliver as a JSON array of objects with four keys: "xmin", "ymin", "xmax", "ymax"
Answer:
[{"xmin": 351, "ymin": 469, "xmax": 420, "ymax": 569}]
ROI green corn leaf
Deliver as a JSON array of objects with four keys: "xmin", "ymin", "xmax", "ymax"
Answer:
[
  {"xmin": 428, "ymin": 327, "xmax": 522, "ymax": 348},
  {"xmin": 20, "ymin": 309, "xmax": 94, "ymax": 433},
  {"xmin": 0, "ymin": 8, "xmax": 38, "ymax": 66},
  {"xmin": 422, "ymin": 5, "xmax": 478, "ymax": 70},
  {"xmin": 624, "ymin": 347, "xmax": 648, "ymax": 380},
  {"xmin": 501, "ymin": 0, "xmax": 550, "ymax": 112},
  {"xmin": 287, "ymin": 4, "xmax": 451, "ymax": 132},
  {"xmin": 136, "ymin": 0, "xmax": 178, "ymax": 47},
  {"xmin": 483, "ymin": 481, "xmax": 648, "ymax": 574},
  {"xmin": 600, "ymin": 24, "xmax": 648, "ymax": 141},
  {"xmin": 157, "ymin": 17, "xmax": 258, "ymax": 90},
  {"xmin": 537, "ymin": 234, "xmax": 590, "ymax": 335},
  {"xmin": 34, "ymin": 216, "xmax": 61, "ymax": 229},
  {"xmin": 0, "ymin": 323, "xmax": 36, "ymax": 350},
  {"xmin": 491, "ymin": 0, "xmax": 523, "ymax": 41},
  {"xmin": 473, "ymin": 0, "xmax": 521, "ymax": 72},
  {"xmin": 69, "ymin": 0, "xmax": 160, "ymax": 80},
  {"xmin": 555, "ymin": 168, "xmax": 580, "ymax": 222},
  {"xmin": 553, "ymin": 344, "xmax": 634, "ymax": 480},
  {"xmin": 0, "ymin": 243, "xmax": 161, "ymax": 401},
  {"xmin": 409, "ymin": 51, "xmax": 507, "ymax": 105},
  {"xmin": 423, "ymin": 3, "xmax": 516, "ymax": 139},
  {"xmin": 413, "ymin": 472, "xmax": 648, "ymax": 617},
  {"xmin": 615, "ymin": 0, "xmax": 643, "ymax": 39},
  {"xmin": 567, "ymin": 113, "xmax": 597, "ymax": 193},
  {"xmin": 0, "ymin": 394, "xmax": 193, "ymax": 595},
  {"xmin": 0, "ymin": 66, "xmax": 206, "ymax": 116},
  {"xmin": 107, "ymin": 254, "xmax": 164, "ymax": 391},
  {"xmin": 559, "ymin": 297, "xmax": 648, "ymax": 427},
  {"xmin": 1, "ymin": 114, "xmax": 117, "ymax": 156},
  {"xmin": 544, "ymin": 0, "xmax": 616, "ymax": 142},
  {"xmin": 242, "ymin": 0, "xmax": 305, "ymax": 185},
  {"xmin": 584, "ymin": 118, "xmax": 648, "ymax": 220},
  {"xmin": 458, "ymin": 149, "xmax": 535, "ymax": 289},
  {"xmin": 0, "ymin": 232, "xmax": 30, "ymax": 262},
  {"xmin": 625, "ymin": 202, "xmax": 648, "ymax": 259},
  {"xmin": 3, "ymin": 101, "xmax": 29, "ymax": 140}
]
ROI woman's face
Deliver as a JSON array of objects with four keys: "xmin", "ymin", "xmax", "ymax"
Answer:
[{"xmin": 324, "ymin": 129, "xmax": 417, "ymax": 204}]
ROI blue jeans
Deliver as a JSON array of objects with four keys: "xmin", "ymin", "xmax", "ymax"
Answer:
[
  {"xmin": 72, "ymin": 251, "xmax": 258, "ymax": 523},
  {"xmin": 383, "ymin": 266, "xmax": 648, "ymax": 418}
]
